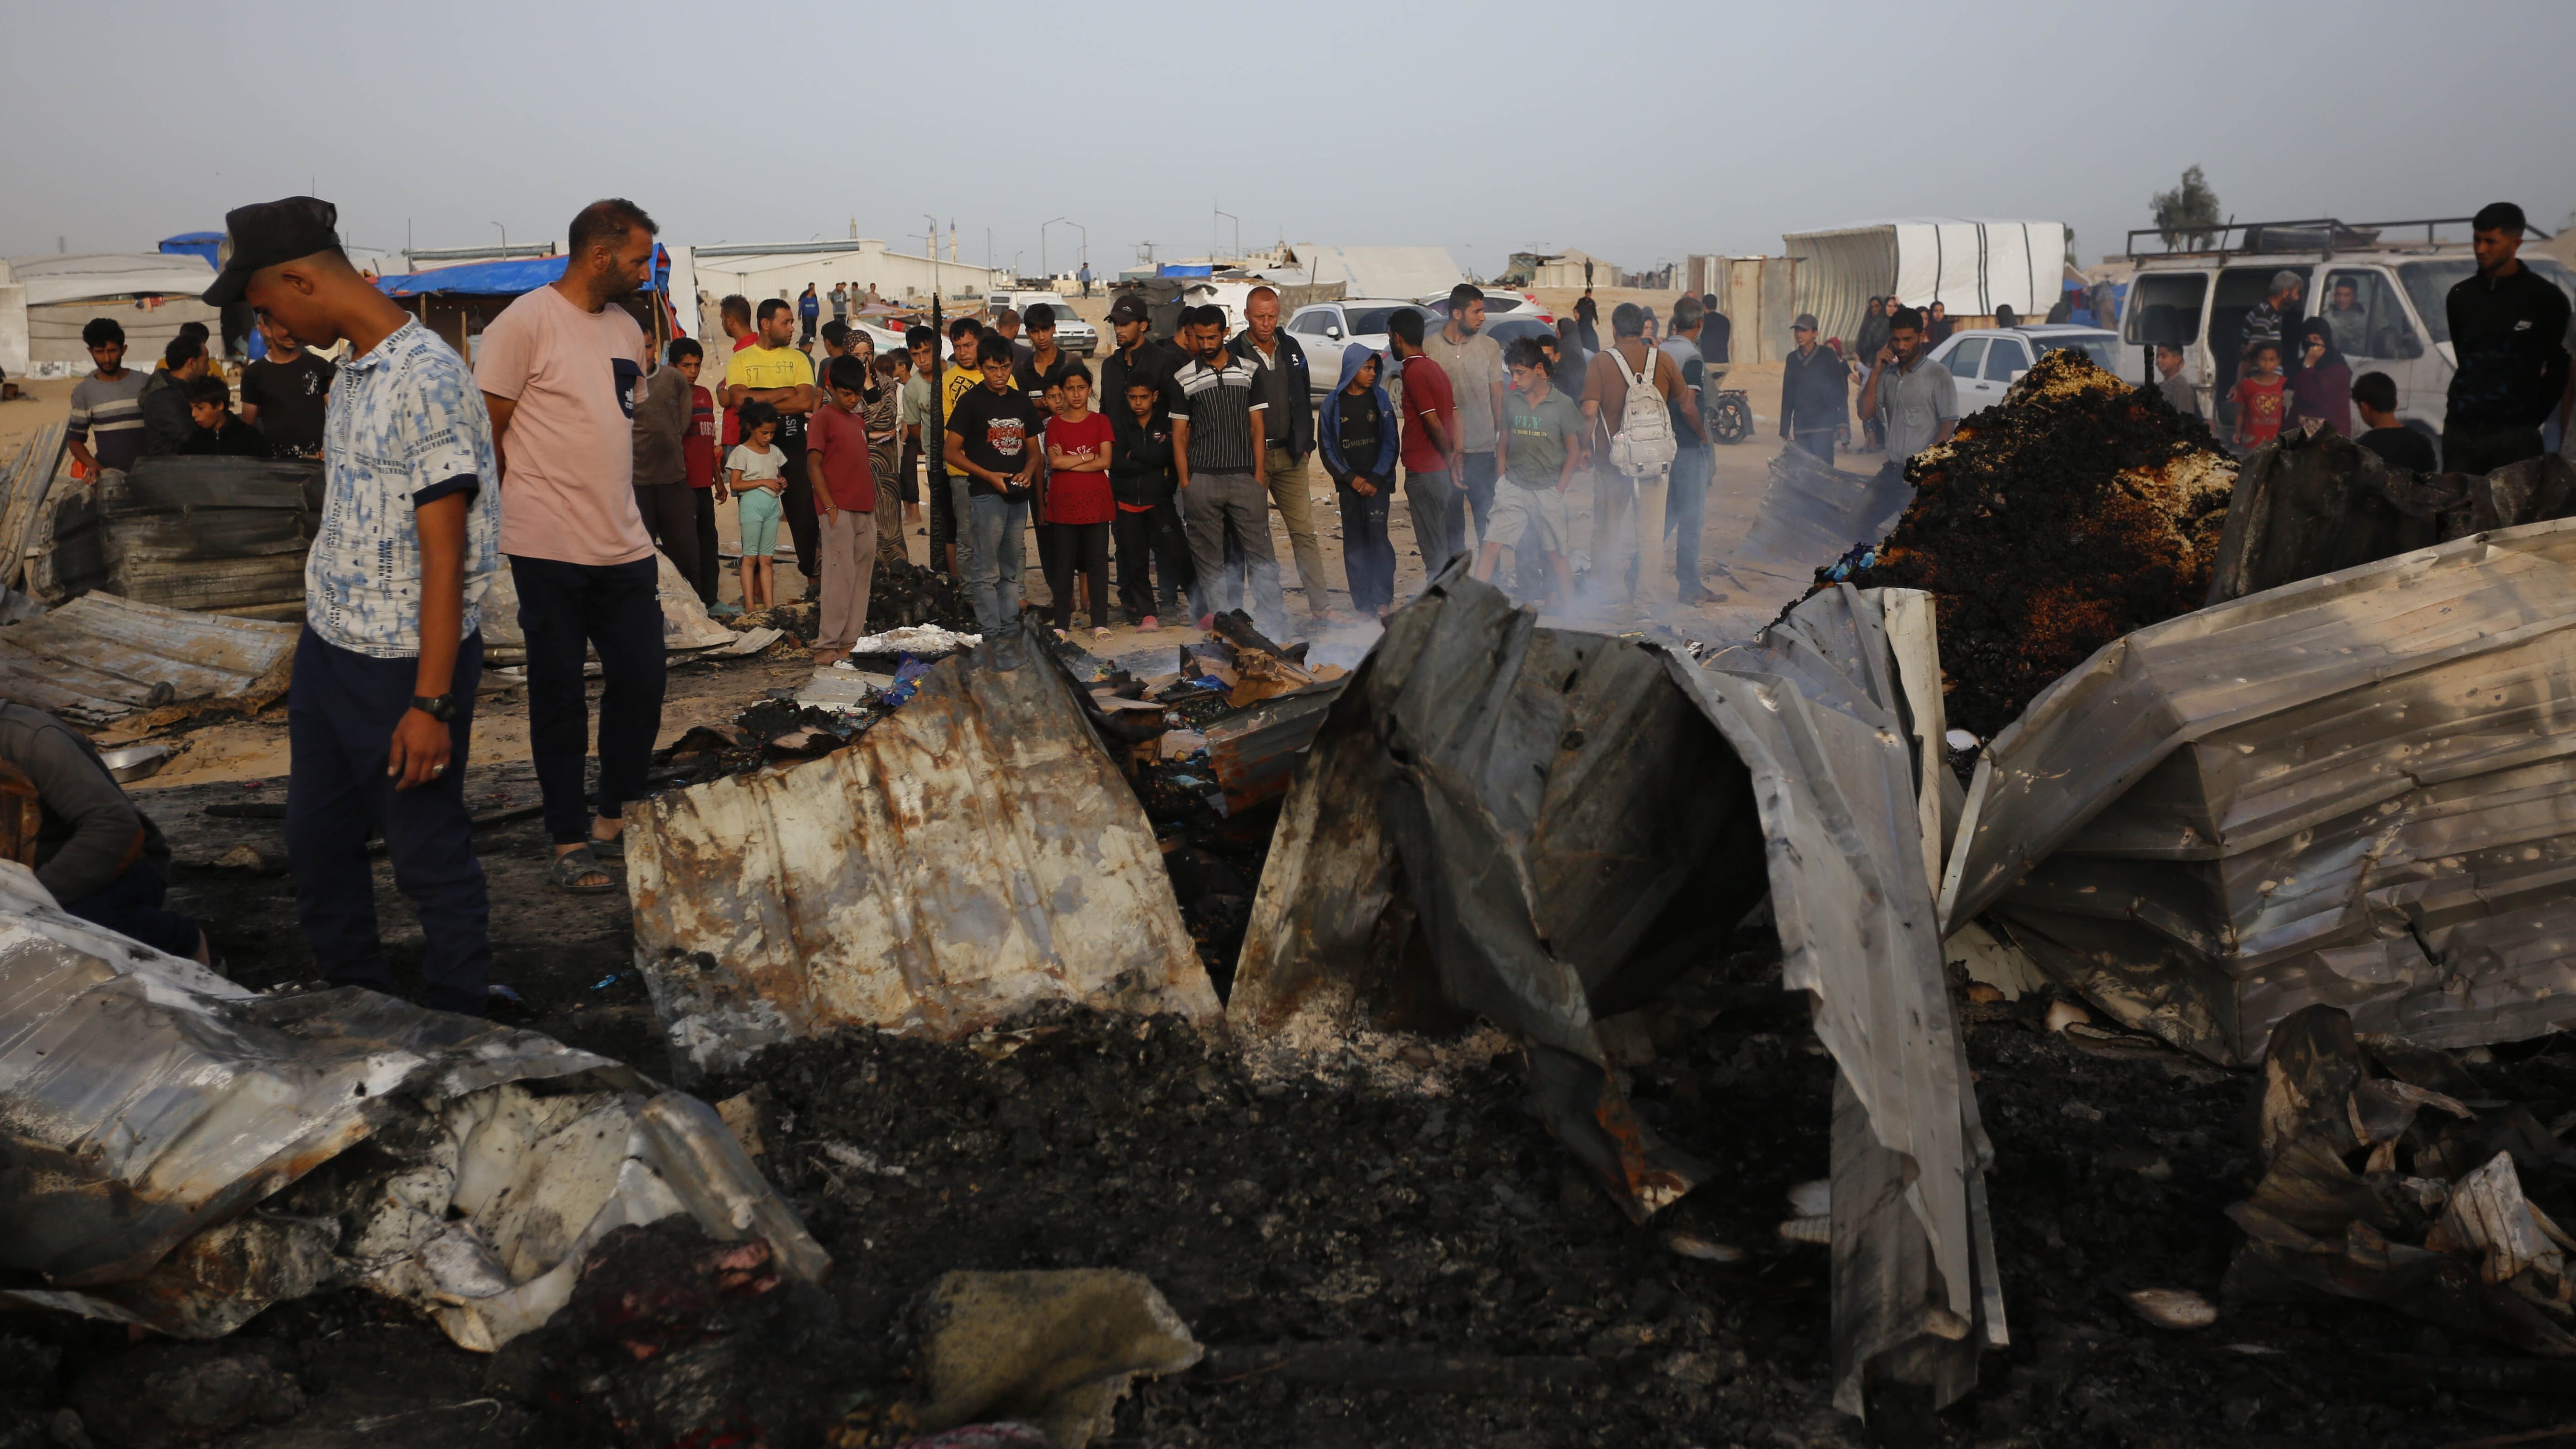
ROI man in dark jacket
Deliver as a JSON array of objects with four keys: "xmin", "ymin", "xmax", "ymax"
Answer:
[
  {"xmin": 0, "ymin": 699, "xmax": 207, "ymax": 961},
  {"xmin": 1227, "ymin": 285, "xmax": 1328, "ymax": 621},
  {"xmin": 138, "ymin": 335, "xmax": 211, "ymax": 457},
  {"xmin": 1780, "ymin": 314, "xmax": 1850, "ymax": 461},
  {"xmin": 1100, "ymin": 294, "xmax": 1171, "ymax": 452},
  {"xmin": 2444, "ymin": 201, "xmax": 2574, "ymax": 474}
]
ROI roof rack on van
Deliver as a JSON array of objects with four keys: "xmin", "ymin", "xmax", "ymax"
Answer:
[{"xmin": 2124, "ymin": 216, "xmax": 2553, "ymax": 262}]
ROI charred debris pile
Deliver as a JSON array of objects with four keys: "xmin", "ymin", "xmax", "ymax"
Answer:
[{"xmin": 1829, "ymin": 351, "xmax": 2235, "ymax": 737}]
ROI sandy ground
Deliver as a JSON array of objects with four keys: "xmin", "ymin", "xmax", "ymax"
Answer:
[{"xmin": 0, "ymin": 374, "xmax": 73, "ymax": 459}]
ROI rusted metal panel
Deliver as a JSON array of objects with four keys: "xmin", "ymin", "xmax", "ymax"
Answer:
[
  {"xmin": 628, "ymin": 628, "xmax": 1218, "ymax": 1082},
  {"xmin": 0, "ymin": 592, "xmax": 297, "ymax": 726},
  {"xmin": 1941, "ymin": 516, "xmax": 2576, "ymax": 1065}
]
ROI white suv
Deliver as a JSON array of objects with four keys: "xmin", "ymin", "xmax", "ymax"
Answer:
[
  {"xmin": 989, "ymin": 291, "xmax": 1098, "ymax": 355},
  {"xmin": 1283, "ymin": 298, "xmax": 1435, "ymax": 403},
  {"xmin": 2115, "ymin": 216, "xmax": 2576, "ymax": 435}
]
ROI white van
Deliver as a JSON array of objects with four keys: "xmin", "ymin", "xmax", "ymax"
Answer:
[{"xmin": 2113, "ymin": 217, "xmax": 2574, "ymax": 439}]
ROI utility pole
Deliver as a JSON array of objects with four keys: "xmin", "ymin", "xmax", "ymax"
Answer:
[
  {"xmin": 1042, "ymin": 217, "xmax": 1066, "ymax": 280},
  {"xmin": 493, "ymin": 221, "xmax": 507, "ymax": 258},
  {"xmin": 1215, "ymin": 208, "xmax": 1239, "ymax": 265},
  {"xmin": 924, "ymin": 213, "xmax": 944, "ymax": 561}
]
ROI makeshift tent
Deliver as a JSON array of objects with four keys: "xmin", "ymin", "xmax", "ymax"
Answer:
[
  {"xmin": 1785, "ymin": 220, "xmax": 2067, "ymax": 360},
  {"xmin": 379, "ymin": 247, "xmax": 674, "ymax": 359},
  {"xmin": 1285, "ymin": 245, "xmax": 1469, "ymax": 301},
  {"xmin": 7, "ymin": 253, "xmax": 220, "ymax": 371}
]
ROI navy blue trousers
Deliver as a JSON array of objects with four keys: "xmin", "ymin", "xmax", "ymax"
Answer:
[
  {"xmin": 61, "ymin": 858, "xmax": 200, "ymax": 959},
  {"xmin": 286, "ymin": 628, "xmax": 490, "ymax": 1013},
  {"xmin": 508, "ymin": 554, "xmax": 667, "ymax": 845}
]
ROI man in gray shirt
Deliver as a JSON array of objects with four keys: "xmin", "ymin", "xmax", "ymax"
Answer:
[
  {"xmin": 1859, "ymin": 306, "xmax": 1959, "ymax": 462},
  {"xmin": 1422, "ymin": 283, "xmax": 1508, "ymax": 548}
]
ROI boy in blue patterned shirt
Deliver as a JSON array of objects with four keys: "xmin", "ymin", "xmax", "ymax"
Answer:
[{"xmin": 206, "ymin": 196, "xmax": 504, "ymax": 1016}]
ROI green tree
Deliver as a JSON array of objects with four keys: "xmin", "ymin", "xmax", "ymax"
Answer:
[{"xmin": 2149, "ymin": 166, "xmax": 2224, "ymax": 251}]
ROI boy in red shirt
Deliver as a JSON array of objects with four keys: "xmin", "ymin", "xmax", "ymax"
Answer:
[
  {"xmin": 1043, "ymin": 363, "xmax": 1116, "ymax": 638},
  {"xmin": 805, "ymin": 354, "xmax": 878, "ymax": 664},
  {"xmin": 1389, "ymin": 309, "xmax": 1462, "ymax": 577},
  {"xmin": 2231, "ymin": 340, "xmax": 2288, "ymax": 452},
  {"xmin": 669, "ymin": 339, "xmax": 725, "ymax": 609}
]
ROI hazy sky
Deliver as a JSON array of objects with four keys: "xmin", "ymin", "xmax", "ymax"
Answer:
[{"xmin": 6, "ymin": 0, "xmax": 2570, "ymax": 280}]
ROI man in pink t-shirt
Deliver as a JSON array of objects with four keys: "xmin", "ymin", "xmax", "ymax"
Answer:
[{"xmin": 474, "ymin": 198, "xmax": 664, "ymax": 894}]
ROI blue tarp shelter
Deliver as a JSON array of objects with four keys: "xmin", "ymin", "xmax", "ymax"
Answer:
[
  {"xmin": 159, "ymin": 232, "xmax": 224, "ymax": 268},
  {"xmin": 379, "ymin": 247, "xmax": 671, "ymax": 299},
  {"xmin": 376, "ymin": 248, "xmax": 674, "ymax": 360}
]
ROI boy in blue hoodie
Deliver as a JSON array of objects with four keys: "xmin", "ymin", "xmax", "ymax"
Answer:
[{"xmin": 1318, "ymin": 344, "xmax": 1398, "ymax": 618}]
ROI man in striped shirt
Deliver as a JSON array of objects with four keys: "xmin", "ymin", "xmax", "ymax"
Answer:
[
  {"xmin": 1169, "ymin": 305, "xmax": 1285, "ymax": 638},
  {"xmin": 66, "ymin": 317, "xmax": 150, "ymax": 479}
]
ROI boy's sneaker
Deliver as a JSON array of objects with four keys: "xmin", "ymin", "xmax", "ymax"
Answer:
[{"xmin": 1139, "ymin": 615, "xmax": 1160, "ymax": 632}]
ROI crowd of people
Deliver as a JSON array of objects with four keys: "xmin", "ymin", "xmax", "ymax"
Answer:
[
  {"xmin": 24, "ymin": 191, "xmax": 2571, "ymax": 1021},
  {"xmin": 65, "ymin": 312, "xmax": 335, "ymax": 476}
]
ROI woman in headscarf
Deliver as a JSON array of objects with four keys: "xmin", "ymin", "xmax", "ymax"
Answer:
[
  {"xmin": 2286, "ymin": 320, "xmax": 2353, "ymax": 437},
  {"xmin": 1573, "ymin": 293, "xmax": 1601, "ymax": 354},
  {"xmin": 1853, "ymin": 296, "xmax": 1890, "ymax": 368}
]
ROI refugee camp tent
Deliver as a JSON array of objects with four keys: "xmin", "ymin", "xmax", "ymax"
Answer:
[
  {"xmin": 379, "ymin": 247, "xmax": 674, "ymax": 360},
  {"xmin": 1286, "ymin": 245, "xmax": 1469, "ymax": 301},
  {"xmin": 1785, "ymin": 219, "xmax": 2067, "ymax": 362},
  {"xmin": 7, "ymin": 253, "xmax": 221, "ymax": 373}
]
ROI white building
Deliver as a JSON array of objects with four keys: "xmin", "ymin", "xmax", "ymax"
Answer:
[{"xmin": 683, "ymin": 240, "xmax": 1002, "ymax": 317}]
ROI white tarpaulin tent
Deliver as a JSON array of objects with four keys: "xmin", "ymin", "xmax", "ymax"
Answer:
[
  {"xmin": 8, "ymin": 253, "xmax": 220, "ymax": 372},
  {"xmin": 0, "ymin": 258, "xmax": 23, "ymax": 379},
  {"xmin": 1785, "ymin": 220, "xmax": 2065, "ymax": 358},
  {"xmin": 1286, "ymin": 246, "xmax": 1469, "ymax": 301}
]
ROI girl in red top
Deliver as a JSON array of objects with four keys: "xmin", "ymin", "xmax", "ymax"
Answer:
[
  {"xmin": 2230, "ymin": 340, "xmax": 2288, "ymax": 453},
  {"xmin": 1043, "ymin": 363, "xmax": 1117, "ymax": 638}
]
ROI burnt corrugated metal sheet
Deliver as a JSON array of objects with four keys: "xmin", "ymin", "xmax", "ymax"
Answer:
[
  {"xmin": 31, "ymin": 455, "xmax": 321, "ymax": 612},
  {"xmin": 0, "ymin": 864, "xmax": 635, "ymax": 1286},
  {"xmin": 0, "ymin": 863, "xmax": 826, "ymax": 1346},
  {"xmin": 1941, "ymin": 516, "xmax": 2576, "ymax": 1065},
  {"xmin": 628, "ymin": 627, "xmax": 1219, "ymax": 1082},
  {"xmin": 0, "ymin": 592, "xmax": 297, "ymax": 725},
  {"xmin": 1202, "ymin": 680, "xmax": 1342, "ymax": 813},
  {"xmin": 1235, "ymin": 569, "xmax": 2000, "ymax": 1418}
]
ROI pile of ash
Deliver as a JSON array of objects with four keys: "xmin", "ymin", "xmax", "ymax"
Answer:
[
  {"xmin": 868, "ymin": 552, "xmax": 977, "ymax": 634},
  {"xmin": 1832, "ymin": 350, "xmax": 2236, "ymax": 737}
]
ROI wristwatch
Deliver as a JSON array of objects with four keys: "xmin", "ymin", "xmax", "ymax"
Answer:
[{"xmin": 410, "ymin": 694, "xmax": 458, "ymax": 723}]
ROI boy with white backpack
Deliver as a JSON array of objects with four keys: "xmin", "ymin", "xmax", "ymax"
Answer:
[{"xmin": 1580, "ymin": 302, "xmax": 1704, "ymax": 615}]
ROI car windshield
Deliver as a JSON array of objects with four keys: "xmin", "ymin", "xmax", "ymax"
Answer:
[
  {"xmin": 2400, "ymin": 259, "xmax": 2576, "ymax": 344},
  {"xmin": 1484, "ymin": 318, "xmax": 1552, "ymax": 346},
  {"xmin": 1347, "ymin": 306, "xmax": 1429, "ymax": 336},
  {"xmin": 2030, "ymin": 334, "xmax": 2116, "ymax": 369}
]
